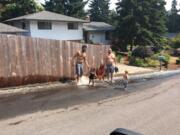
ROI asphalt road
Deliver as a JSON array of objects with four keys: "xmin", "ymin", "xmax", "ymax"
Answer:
[{"xmin": 0, "ymin": 75, "xmax": 180, "ymax": 135}]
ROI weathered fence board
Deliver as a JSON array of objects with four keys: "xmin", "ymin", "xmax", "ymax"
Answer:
[{"xmin": 0, "ymin": 34, "xmax": 110, "ymax": 87}]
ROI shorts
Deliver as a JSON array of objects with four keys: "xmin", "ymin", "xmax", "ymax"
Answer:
[
  {"xmin": 76, "ymin": 63, "xmax": 83, "ymax": 77},
  {"xmin": 89, "ymin": 73, "xmax": 96, "ymax": 80},
  {"xmin": 122, "ymin": 80, "xmax": 128, "ymax": 88},
  {"xmin": 106, "ymin": 64, "xmax": 115, "ymax": 74}
]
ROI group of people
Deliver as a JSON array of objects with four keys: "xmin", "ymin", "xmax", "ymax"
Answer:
[{"xmin": 72, "ymin": 45, "xmax": 129, "ymax": 89}]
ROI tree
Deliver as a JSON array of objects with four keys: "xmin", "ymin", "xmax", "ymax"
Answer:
[
  {"xmin": 0, "ymin": 0, "xmax": 43, "ymax": 21},
  {"xmin": 167, "ymin": 0, "xmax": 180, "ymax": 32},
  {"xmin": 0, "ymin": 0, "xmax": 13, "ymax": 19},
  {"xmin": 88, "ymin": 0, "xmax": 110, "ymax": 22},
  {"xmin": 115, "ymin": 0, "xmax": 167, "ymax": 51},
  {"xmin": 45, "ymin": 0, "xmax": 87, "ymax": 19},
  {"xmin": 109, "ymin": 10, "xmax": 118, "ymax": 26}
]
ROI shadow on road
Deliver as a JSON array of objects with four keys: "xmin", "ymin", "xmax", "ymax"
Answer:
[{"xmin": 0, "ymin": 76, "xmax": 173, "ymax": 120}]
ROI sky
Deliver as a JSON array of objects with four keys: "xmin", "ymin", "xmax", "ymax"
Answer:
[{"xmin": 39, "ymin": 0, "xmax": 180, "ymax": 11}]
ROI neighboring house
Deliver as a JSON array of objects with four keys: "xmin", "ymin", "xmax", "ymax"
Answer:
[
  {"xmin": 164, "ymin": 33, "xmax": 179, "ymax": 39},
  {"xmin": 5, "ymin": 11, "xmax": 87, "ymax": 41},
  {"xmin": 0, "ymin": 22, "xmax": 27, "ymax": 35},
  {"xmin": 83, "ymin": 22, "xmax": 114, "ymax": 45}
]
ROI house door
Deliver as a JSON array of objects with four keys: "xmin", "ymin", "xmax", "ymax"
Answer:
[{"xmin": 83, "ymin": 31, "xmax": 88, "ymax": 43}]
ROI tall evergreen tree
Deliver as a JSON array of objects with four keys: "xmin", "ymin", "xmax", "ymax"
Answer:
[
  {"xmin": 167, "ymin": 0, "xmax": 179, "ymax": 32},
  {"xmin": 0, "ymin": 0, "xmax": 43, "ymax": 21},
  {"xmin": 45, "ymin": 0, "xmax": 65, "ymax": 14},
  {"xmin": 88, "ymin": 0, "xmax": 110, "ymax": 22},
  {"xmin": 109, "ymin": 10, "xmax": 118, "ymax": 26},
  {"xmin": 45, "ymin": 0, "xmax": 87, "ymax": 19},
  {"xmin": 116, "ymin": 0, "xmax": 167, "ymax": 51}
]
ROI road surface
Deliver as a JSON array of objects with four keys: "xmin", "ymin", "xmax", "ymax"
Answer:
[{"xmin": 0, "ymin": 75, "xmax": 180, "ymax": 135}]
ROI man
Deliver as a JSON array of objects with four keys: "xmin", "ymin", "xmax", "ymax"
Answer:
[
  {"xmin": 105, "ymin": 48, "xmax": 117, "ymax": 83},
  {"xmin": 72, "ymin": 45, "xmax": 89, "ymax": 83}
]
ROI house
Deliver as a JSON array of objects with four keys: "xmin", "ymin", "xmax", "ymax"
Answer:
[
  {"xmin": 0, "ymin": 22, "xmax": 27, "ymax": 35},
  {"xmin": 83, "ymin": 22, "xmax": 114, "ymax": 45},
  {"xmin": 164, "ymin": 33, "xmax": 179, "ymax": 39},
  {"xmin": 5, "ymin": 11, "xmax": 87, "ymax": 41}
]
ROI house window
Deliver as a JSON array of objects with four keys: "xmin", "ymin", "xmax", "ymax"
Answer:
[
  {"xmin": 67, "ymin": 23, "xmax": 78, "ymax": 30},
  {"xmin": 38, "ymin": 21, "xmax": 52, "ymax": 30},
  {"xmin": 22, "ymin": 22, "xmax": 26, "ymax": 29},
  {"xmin": 105, "ymin": 31, "xmax": 110, "ymax": 40}
]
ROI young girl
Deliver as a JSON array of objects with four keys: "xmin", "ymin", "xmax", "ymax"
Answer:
[
  {"xmin": 96, "ymin": 63, "xmax": 105, "ymax": 81},
  {"xmin": 122, "ymin": 70, "xmax": 129, "ymax": 89},
  {"xmin": 89, "ymin": 67, "xmax": 96, "ymax": 86}
]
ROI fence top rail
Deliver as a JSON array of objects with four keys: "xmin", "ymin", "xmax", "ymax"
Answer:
[{"xmin": 0, "ymin": 34, "xmax": 111, "ymax": 47}]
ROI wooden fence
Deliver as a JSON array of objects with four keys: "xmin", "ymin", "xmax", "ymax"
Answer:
[{"xmin": 0, "ymin": 34, "xmax": 110, "ymax": 87}]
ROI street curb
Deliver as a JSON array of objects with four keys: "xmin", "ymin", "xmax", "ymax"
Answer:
[
  {"xmin": 114, "ymin": 69, "xmax": 180, "ymax": 83},
  {"xmin": 0, "ymin": 82, "xmax": 74, "ymax": 98},
  {"xmin": 0, "ymin": 69, "xmax": 180, "ymax": 97}
]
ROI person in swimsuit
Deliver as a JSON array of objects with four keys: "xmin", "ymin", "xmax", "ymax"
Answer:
[
  {"xmin": 72, "ymin": 45, "xmax": 89, "ymax": 83},
  {"xmin": 104, "ymin": 48, "xmax": 117, "ymax": 83},
  {"xmin": 96, "ymin": 62, "xmax": 105, "ymax": 81}
]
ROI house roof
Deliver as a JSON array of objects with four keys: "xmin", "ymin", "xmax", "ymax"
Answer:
[
  {"xmin": 0, "ymin": 23, "xmax": 27, "ymax": 33},
  {"xmin": 83, "ymin": 22, "xmax": 114, "ymax": 31},
  {"xmin": 164, "ymin": 33, "xmax": 180, "ymax": 39},
  {"xmin": 5, "ymin": 11, "xmax": 88, "ymax": 23}
]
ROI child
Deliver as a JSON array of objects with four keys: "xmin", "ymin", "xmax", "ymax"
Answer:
[
  {"xmin": 122, "ymin": 70, "xmax": 129, "ymax": 89},
  {"xmin": 96, "ymin": 63, "xmax": 105, "ymax": 81},
  {"xmin": 89, "ymin": 67, "xmax": 97, "ymax": 86}
]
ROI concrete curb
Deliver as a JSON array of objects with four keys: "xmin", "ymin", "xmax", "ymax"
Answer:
[
  {"xmin": 0, "ymin": 69, "xmax": 180, "ymax": 97},
  {"xmin": 114, "ymin": 69, "xmax": 180, "ymax": 83},
  {"xmin": 0, "ymin": 82, "xmax": 74, "ymax": 98}
]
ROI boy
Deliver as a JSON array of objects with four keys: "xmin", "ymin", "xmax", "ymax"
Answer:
[{"xmin": 122, "ymin": 70, "xmax": 129, "ymax": 90}]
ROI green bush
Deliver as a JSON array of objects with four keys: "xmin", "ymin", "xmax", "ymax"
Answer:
[
  {"xmin": 146, "ymin": 58, "xmax": 159, "ymax": 67},
  {"xmin": 176, "ymin": 57, "xmax": 180, "ymax": 64},
  {"xmin": 163, "ymin": 53, "xmax": 170, "ymax": 63},
  {"xmin": 171, "ymin": 34, "xmax": 180, "ymax": 49},
  {"xmin": 129, "ymin": 57, "xmax": 159, "ymax": 67},
  {"xmin": 132, "ymin": 46, "xmax": 154, "ymax": 59},
  {"xmin": 151, "ymin": 53, "xmax": 170, "ymax": 62},
  {"xmin": 129, "ymin": 57, "xmax": 148, "ymax": 67},
  {"xmin": 116, "ymin": 54, "xmax": 122, "ymax": 63},
  {"xmin": 163, "ymin": 44, "xmax": 172, "ymax": 51}
]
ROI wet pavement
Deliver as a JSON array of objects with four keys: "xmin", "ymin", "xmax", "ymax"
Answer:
[
  {"xmin": 0, "ymin": 74, "xmax": 180, "ymax": 135},
  {"xmin": 0, "ymin": 75, "xmax": 178, "ymax": 120}
]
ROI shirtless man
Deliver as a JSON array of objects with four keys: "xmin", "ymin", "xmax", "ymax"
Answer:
[
  {"xmin": 105, "ymin": 48, "xmax": 116, "ymax": 83},
  {"xmin": 72, "ymin": 45, "xmax": 89, "ymax": 83}
]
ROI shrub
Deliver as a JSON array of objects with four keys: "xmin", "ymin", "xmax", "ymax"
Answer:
[
  {"xmin": 116, "ymin": 54, "xmax": 122, "ymax": 63},
  {"xmin": 152, "ymin": 53, "xmax": 170, "ymax": 62},
  {"xmin": 146, "ymin": 58, "xmax": 159, "ymax": 67},
  {"xmin": 163, "ymin": 53, "xmax": 170, "ymax": 63},
  {"xmin": 129, "ymin": 57, "xmax": 159, "ymax": 67},
  {"xmin": 176, "ymin": 57, "xmax": 180, "ymax": 65},
  {"xmin": 132, "ymin": 46, "xmax": 154, "ymax": 59},
  {"xmin": 129, "ymin": 57, "xmax": 148, "ymax": 67},
  {"xmin": 171, "ymin": 34, "xmax": 180, "ymax": 49}
]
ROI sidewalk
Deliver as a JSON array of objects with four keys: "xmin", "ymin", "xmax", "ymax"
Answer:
[
  {"xmin": 115, "ymin": 64, "xmax": 155, "ymax": 75},
  {"xmin": 0, "ymin": 65, "xmax": 179, "ymax": 98}
]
